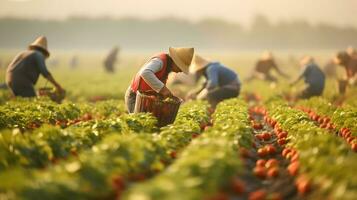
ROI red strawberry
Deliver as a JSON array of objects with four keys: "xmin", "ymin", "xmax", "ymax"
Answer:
[
  {"xmin": 253, "ymin": 166, "xmax": 267, "ymax": 179},
  {"xmin": 267, "ymin": 167, "xmax": 279, "ymax": 178},
  {"xmin": 265, "ymin": 159, "xmax": 279, "ymax": 168},
  {"xmin": 248, "ymin": 189, "xmax": 267, "ymax": 200},
  {"xmin": 278, "ymin": 138, "xmax": 287, "ymax": 146},
  {"xmin": 231, "ymin": 178, "xmax": 245, "ymax": 194},
  {"xmin": 257, "ymin": 148, "xmax": 268, "ymax": 157},
  {"xmin": 287, "ymin": 162, "xmax": 299, "ymax": 176},
  {"xmin": 256, "ymin": 159, "xmax": 266, "ymax": 167},
  {"xmin": 240, "ymin": 147, "xmax": 251, "ymax": 158},
  {"xmin": 295, "ymin": 176, "xmax": 311, "ymax": 196},
  {"xmin": 262, "ymin": 132, "xmax": 271, "ymax": 140},
  {"xmin": 278, "ymin": 132, "xmax": 288, "ymax": 139}
]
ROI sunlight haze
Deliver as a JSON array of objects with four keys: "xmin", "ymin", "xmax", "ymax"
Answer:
[{"xmin": 1, "ymin": 0, "xmax": 357, "ymax": 27}]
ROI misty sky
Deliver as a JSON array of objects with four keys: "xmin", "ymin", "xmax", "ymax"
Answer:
[{"xmin": 1, "ymin": 0, "xmax": 357, "ymax": 27}]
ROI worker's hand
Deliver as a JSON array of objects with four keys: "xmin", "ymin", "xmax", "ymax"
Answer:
[
  {"xmin": 56, "ymin": 85, "xmax": 65, "ymax": 95},
  {"xmin": 159, "ymin": 86, "xmax": 173, "ymax": 97},
  {"xmin": 186, "ymin": 91, "xmax": 197, "ymax": 100},
  {"xmin": 197, "ymin": 88, "xmax": 209, "ymax": 100}
]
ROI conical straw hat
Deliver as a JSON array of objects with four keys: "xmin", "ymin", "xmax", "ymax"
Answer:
[
  {"xmin": 300, "ymin": 56, "xmax": 314, "ymax": 66},
  {"xmin": 189, "ymin": 54, "xmax": 211, "ymax": 74},
  {"xmin": 346, "ymin": 46, "xmax": 357, "ymax": 56},
  {"xmin": 261, "ymin": 51, "xmax": 273, "ymax": 60},
  {"xmin": 169, "ymin": 47, "xmax": 194, "ymax": 74},
  {"xmin": 334, "ymin": 51, "xmax": 349, "ymax": 65},
  {"xmin": 29, "ymin": 36, "xmax": 50, "ymax": 57}
]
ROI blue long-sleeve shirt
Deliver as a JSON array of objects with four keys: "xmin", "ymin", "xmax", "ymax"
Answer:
[
  {"xmin": 204, "ymin": 62, "xmax": 240, "ymax": 89},
  {"xmin": 296, "ymin": 63, "xmax": 325, "ymax": 90}
]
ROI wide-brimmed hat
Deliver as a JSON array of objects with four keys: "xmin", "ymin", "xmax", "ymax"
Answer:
[
  {"xmin": 346, "ymin": 46, "xmax": 357, "ymax": 56},
  {"xmin": 29, "ymin": 36, "xmax": 50, "ymax": 57},
  {"xmin": 334, "ymin": 51, "xmax": 349, "ymax": 65},
  {"xmin": 189, "ymin": 54, "xmax": 211, "ymax": 74},
  {"xmin": 261, "ymin": 51, "xmax": 273, "ymax": 60},
  {"xmin": 300, "ymin": 56, "xmax": 314, "ymax": 66},
  {"xmin": 169, "ymin": 47, "xmax": 194, "ymax": 74}
]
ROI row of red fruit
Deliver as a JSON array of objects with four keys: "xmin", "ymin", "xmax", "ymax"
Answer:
[
  {"xmin": 253, "ymin": 106, "xmax": 312, "ymax": 197},
  {"xmin": 298, "ymin": 107, "xmax": 357, "ymax": 152}
]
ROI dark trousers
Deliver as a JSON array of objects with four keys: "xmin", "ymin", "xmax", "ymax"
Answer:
[
  {"xmin": 297, "ymin": 86, "xmax": 324, "ymax": 99},
  {"xmin": 7, "ymin": 82, "xmax": 36, "ymax": 97},
  {"xmin": 125, "ymin": 87, "xmax": 137, "ymax": 113},
  {"xmin": 207, "ymin": 85, "xmax": 240, "ymax": 107}
]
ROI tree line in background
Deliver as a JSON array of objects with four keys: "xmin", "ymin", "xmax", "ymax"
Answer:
[{"xmin": 0, "ymin": 15, "xmax": 356, "ymax": 50}]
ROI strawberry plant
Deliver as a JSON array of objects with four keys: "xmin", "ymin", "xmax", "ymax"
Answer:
[
  {"xmin": 265, "ymin": 98, "xmax": 357, "ymax": 200},
  {"xmin": 124, "ymin": 99, "xmax": 253, "ymax": 200}
]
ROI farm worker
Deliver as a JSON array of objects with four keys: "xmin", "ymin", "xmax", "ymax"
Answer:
[
  {"xmin": 125, "ymin": 47, "xmax": 194, "ymax": 113},
  {"xmin": 104, "ymin": 46, "xmax": 119, "ymax": 73},
  {"xmin": 323, "ymin": 59, "xmax": 337, "ymax": 78},
  {"xmin": 166, "ymin": 72, "xmax": 199, "ymax": 99},
  {"xmin": 334, "ymin": 51, "xmax": 357, "ymax": 94},
  {"xmin": 69, "ymin": 55, "xmax": 78, "ymax": 69},
  {"xmin": 346, "ymin": 46, "xmax": 357, "ymax": 57},
  {"xmin": 290, "ymin": 56, "xmax": 325, "ymax": 99},
  {"xmin": 245, "ymin": 51, "xmax": 289, "ymax": 83},
  {"xmin": 5, "ymin": 36, "xmax": 65, "ymax": 97},
  {"xmin": 187, "ymin": 55, "xmax": 241, "ymax": 108}
]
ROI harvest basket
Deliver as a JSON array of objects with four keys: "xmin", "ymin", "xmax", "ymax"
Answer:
[
  {"xmin": 134, "ymin": 91, "xmax": 182, "ymax": 127},
  {"xmin": 38, "ymin": 87, "xmax": 65, "ymax": 103}
]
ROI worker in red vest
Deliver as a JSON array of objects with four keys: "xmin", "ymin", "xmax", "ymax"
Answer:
[{"xmin": 125, "ymin": 47, "xmax": 194, "ymax": 113}]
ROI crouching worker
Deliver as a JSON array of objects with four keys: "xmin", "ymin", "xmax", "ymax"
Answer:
[
  {"xmin": 125, "ymin": 47, "xmax": 194, "ymax": 113},
  {"xmin": 334, "ymin": 51, "xmax": 357, "ymax": 94},
  {"xmin": 290, "ymin": 56, "xmax": 325, "ymax": 99},
  {"xmin": 6, "ymin": 36, "xmax": 65, "ymax": 97},
  {"xmin": 187, "ymin": 55, "xmax": 241, "ymax": 108}
]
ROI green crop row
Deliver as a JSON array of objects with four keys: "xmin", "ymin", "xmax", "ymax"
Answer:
[
  {"xmin": 265, "ymin": 98, "xmax": 357, "ymax": 200},
  {"xmin": 297, "ymin": 97, "xmax": 357, "ymax": 136},
  {"xmin": 0, "ymin": 100, "xmax": 210, "ymax": 200},
  {"xmin": 0, "ymin": 98, "xmax": 126, "ymax": 130},
  {"xmin": 0, "ymin": 113, "xmax": 157, "ymax": 170},
  {"xmin": 124, "ymin": 98, "xmax": 253, "ymax": 200}
]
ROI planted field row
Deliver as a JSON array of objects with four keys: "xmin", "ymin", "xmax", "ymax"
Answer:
[
  {"xmin": 264, "ymin": 99, "xmax": 357, "ymax": 200},
  {"xmin": 297, "ymin": 97, "xmax": 357, "ymax": 137},
  {"xmin": 0, "ymin": 113, "xmax": 157, "ymax": 170},
  {"xmin": 124, "ymin": 99, "xmax": 253, "ymax": 200},
  {"xmin": 0, "ymin": 98, "xmax": 126, "ymax": 130},
  {"xmin": 240, "ymin": 107, "xmax": 300, "ymax": 200},
  {"xmin": 296, "ymin": 97, "xmax": 356, "ymax": 151},
  {"xmin": 0, "ymin": 100, "xmax": 210, "ymax": 200}
]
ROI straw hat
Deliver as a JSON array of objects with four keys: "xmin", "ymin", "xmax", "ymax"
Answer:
[
  {"xmin": 261, "ymin": 51, "xmax": 273, "ymax": 61},
  {"xmin": 300, "ymin": 56, "xmax": 314, "ymax": 66},
  {"xmin": 346, "ymin": 46, "xmax": 357, "ymax": 56},
  {"xmin": 169, "ymin": 47, "xmax": 194, "ymax": 74},
  {"xmin": 189, "ymin": 54, "xmax": 211, "ymax": 74},
  {"xmin": 334, "ymin": 51, "xmax": 349, "ymax": 65},
  {"xmin": 29, "ymin": 36, "xmax": 50, "ymax": 57}
]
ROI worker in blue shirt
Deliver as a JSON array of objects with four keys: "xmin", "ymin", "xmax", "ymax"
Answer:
[
  {"xmin": 290, "ymin": 56, "xmax": 325, "ymax": 99},
  {"xmin": 187, "ymin": 54, "xmax": 241, "ymax": 107}
]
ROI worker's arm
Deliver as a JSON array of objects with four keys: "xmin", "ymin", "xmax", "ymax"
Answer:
[
  {"xmin": 290, "ymin": 66, "xmax": 308, "ymax": 86},
  {"xmin": 35, "ymin": 52, "xmax": 64, "ymax": 92},
  {"xmin": 273, "ymin": 61, "xmax": 289, "ymax": 78},
  {"xmin": 140, "ymin": 58, "xmax": 172, "ymax": 97},
  {"xmin": 45, "ymin": 74, "xmax": 64, "ymax": 93},
  {"xmin": 205, "ymin": 66, "xmax": 219, "ymax": 90},
  {"xmin": 186, "ymin": 81, "xmax": 207, "ymax": 100}
]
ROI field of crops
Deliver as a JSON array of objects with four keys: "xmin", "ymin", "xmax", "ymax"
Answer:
[{"xmin": 0, "ymin": 51, "xmax": 356, "ymax": 200}]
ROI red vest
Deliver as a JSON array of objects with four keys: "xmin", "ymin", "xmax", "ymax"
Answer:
[{"xmin": 131, "ymin": 53, "xmax": 170, "ymax": 92}]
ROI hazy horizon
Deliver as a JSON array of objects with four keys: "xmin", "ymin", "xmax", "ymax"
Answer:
[{"xmin": 1, "ymin": 0, "xmax": 357, "ymax": 28}]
